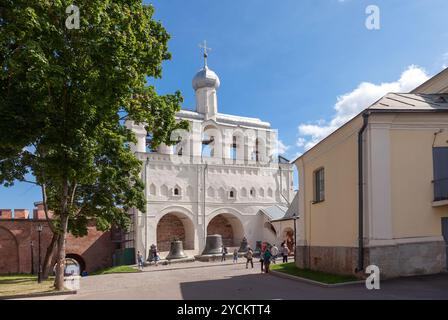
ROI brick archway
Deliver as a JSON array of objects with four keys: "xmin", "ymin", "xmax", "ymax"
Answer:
[
  {"xmin": 207, "ymin": 213, "xmax": 244, "ymax": 247},
  {"xmin": 0, "ymin": 226, "xmax": 19, "ymax": 273},
  {"xmin": 156, "ymin": 213, "xmax": 194, "ymax": 251}
]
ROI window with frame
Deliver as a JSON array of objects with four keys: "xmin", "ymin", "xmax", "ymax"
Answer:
[
  {"xmin": 313, "ymin": 168, "xmax": 325, "ymax": 203},
  {"xmin": 433, "ymin": 147, "xmax": 448, "ymax": 201}
]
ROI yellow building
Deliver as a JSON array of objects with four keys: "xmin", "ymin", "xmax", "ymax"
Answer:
[{"xmin": 293, "ymin": 68, "xmax": 448, "ymax": 278}]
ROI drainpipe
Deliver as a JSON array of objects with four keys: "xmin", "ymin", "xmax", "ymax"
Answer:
[
  {"xmin": 357, "ymin": 112, "xmax": 369, "ymax": 272},
  {"xmin": 144, "ymin": 158, "xmax": 149, "ymax": 261}
]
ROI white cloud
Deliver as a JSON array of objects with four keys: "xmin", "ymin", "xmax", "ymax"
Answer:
[
  {"xmin": 297, "ymin": 65, "xmax": 430, "ymax": 151},
  {"xmin": 276, "ymin": 139, "xmax": 290, "ymax": 155},
  {"xmin": 442, "ymin": 52, "xmax": 448, "ymax": 69}
]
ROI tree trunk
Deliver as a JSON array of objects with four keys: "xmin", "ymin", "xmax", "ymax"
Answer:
[
  {"xmin": 42, "ymin": 232, "xmax": 59, "ymax": 280},
  {"xmin": 54, "ymin": 214, "xmax": 68, "ymax": 291}
]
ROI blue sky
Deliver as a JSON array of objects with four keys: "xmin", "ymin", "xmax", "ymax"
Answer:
[{"xmin": 2, "ymin": 0, "xmax": 448, "ymax": 212}]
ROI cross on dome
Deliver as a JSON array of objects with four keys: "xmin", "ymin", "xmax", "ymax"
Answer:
[{"xmin": 199, "ymin": 40, "xmax": 211, "ymax": 67}]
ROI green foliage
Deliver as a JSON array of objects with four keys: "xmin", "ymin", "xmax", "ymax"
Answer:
[
  {"xmin": 90, "ymin": 265, "xmax": 140, "ymax": 275},
  {"xmin": 0, "ymin": 0, "xmax": 188, "ymax": 236}
]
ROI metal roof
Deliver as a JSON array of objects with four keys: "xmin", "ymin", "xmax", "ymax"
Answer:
[
  {"xmin": 259, "ymin": 205, "xmax": 288, "ymax": 221},
  {"xmin": 368, "ymin": 93, "xmax": 448, "ymax": 111}
]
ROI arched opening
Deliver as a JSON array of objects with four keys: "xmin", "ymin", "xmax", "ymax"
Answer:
[
  {"xmin": 66, "ymin": 253, "xmax": 86, "ymax": 273},
  {"xmin": 207, "ymin": 213, "xmax": 244, "ymax": 247},
  {"xmin": 0, "ymin": 227, "xmax": 19, "ymax": 273},
  {"xmin": 282, "ymin": 228, "xmax": 294, "ymax": 253},
  {"xmin": 202, "ymin": 125, "xmax": 222, "ymax": 159},
  {"xmin": 156, "ymin": 212, "xmax": 195, "ymax": 252},
  {"xmin": 52, "ymin": 254, "xmax": 86, "ymax": 276}
]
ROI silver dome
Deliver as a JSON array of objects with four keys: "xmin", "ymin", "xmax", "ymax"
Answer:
[{"xmin": 192, "ymin": 66, "xmax": 220, "ymax": 91}]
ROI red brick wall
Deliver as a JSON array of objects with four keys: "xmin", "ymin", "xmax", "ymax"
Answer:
[
  {"xmin": 207, "ymin": 214, "xmax": 234, "ymax": 247},
  {"xmin": 0, "ymin": 219, "xmax": 115, "ymax": 274},
  {"xmin": 156, "ymin": 214, "xmax": 186, "ymax": 251}
]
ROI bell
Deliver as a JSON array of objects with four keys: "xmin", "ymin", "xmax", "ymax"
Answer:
[
  {"xmin": 166, "ymin": 240, "xmax": 187, "ymax": 260},
  {"xmin": 238, "ymin": 237, "xmax": 248, "ymax": 253},
  {"xmin": 253, "ymin": 240, "xmax": 262, "ymax": 257},
  {"xmin": 201, "ymin": 234, "xmax": 223, "ymax": 255}
]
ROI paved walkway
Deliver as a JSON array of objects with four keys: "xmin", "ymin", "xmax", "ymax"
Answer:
[{"xmin": 19, "ymin": 260, "xmax": 448, "ymax": 300}]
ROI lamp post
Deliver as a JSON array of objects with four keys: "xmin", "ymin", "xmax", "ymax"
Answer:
[
  {"xmin": 30, "ymin": 241, "xmax": 34, "ymax": 275},
  {"xmin": 37, "ymin": 224, "xmax": 43, "ymax": 283},
  {"xmin": 293, "ymin": 214, "xmax": 297, "ymax": 257}
]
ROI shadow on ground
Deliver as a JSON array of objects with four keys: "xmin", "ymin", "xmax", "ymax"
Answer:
[{"xmin": 179, "ymin": 272, "xmax": 448, "ymax": 300}]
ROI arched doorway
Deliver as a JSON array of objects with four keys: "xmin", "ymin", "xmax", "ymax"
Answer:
[
  {"xmin": 156, "ymin": 212, "xmax": 195, "ymax": 251},
  {"xmin": 207, "ymin": 213, "xmax": 244, "ymax": 247},
  {"xmin": 0, "ymin": 227, "xmax": 19, "ymax": 273},
  {"xmin": 282, "ymin": 228, "xmax": 294, "ymax": 253},
  {"xmin": 66, "ymin": 254, "xmax": 86, "ymax": 273}
]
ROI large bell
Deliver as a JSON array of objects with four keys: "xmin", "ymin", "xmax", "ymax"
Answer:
[
  {"xmin": 253, "ymin": 240, "xmax": 262, "ymax": 257},
  {"xmin": 201, "ymin": 234, "xmax": 223, "ymax": 255},
  {"xmin": 166, "ymin": 240, "xmax": 187, "ymax": 260},
  {"xmin": 238, "ymin": 237, "xmax": 248, "ymax": 253}
]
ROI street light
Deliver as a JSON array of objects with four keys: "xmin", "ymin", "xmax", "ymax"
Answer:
[
  {"xmin": 37, "ymin": 224, "xmax": 43, "ymax": 283},
  {"xmin": 30, "ymin": 241, "xmax": 34, "ymax": 274}
]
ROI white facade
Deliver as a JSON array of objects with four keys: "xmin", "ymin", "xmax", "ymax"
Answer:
[{"xmin": 127, "ymin": 61, "xmax": 295, "ymax": 258}]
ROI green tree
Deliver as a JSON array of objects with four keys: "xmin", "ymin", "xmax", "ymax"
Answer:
[{"xmin": 0, "ymin": 0, "xmax": 187, "ymax": 290}]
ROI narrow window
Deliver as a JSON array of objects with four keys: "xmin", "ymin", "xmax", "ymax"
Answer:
[
  {"xmin": 229, "ymin": 190, "xmax": 234, "ymax": 198},
  {"xmin": 174, "ymin": 188, "xmax": 179, "ymax": 196},
  {"xmin": 433, "ymin": 147, "xmax": 448, "ymax": 201},
  {"xmin": 231, "ymin": 136, "xmax": 237, "ymax": 160},
  {"xmin": 313, "ymin": 168, "xmax": 325, "ymax": 203}
]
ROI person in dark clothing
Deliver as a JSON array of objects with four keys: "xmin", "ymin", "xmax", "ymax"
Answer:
[
  {"xmin": 221, "ymin": 245, "xmax": 228, "ymax": 262},
  {"xmin": 263, "ymin": 249, "xmax": 273, "ymax": 273}
]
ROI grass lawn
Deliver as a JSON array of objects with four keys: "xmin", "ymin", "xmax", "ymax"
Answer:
[
  {"xmin": 270, "ymin": 262, "xmax": 358, "ymax": 284},
  {"xmin": 90, "ymin": 265, "xmax": 140, "ymax": 275},
  {"xmin": 0, "ymin": 274, "xmax": 56, "ymax": 298}
]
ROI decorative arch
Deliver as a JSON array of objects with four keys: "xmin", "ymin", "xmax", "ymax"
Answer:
[
  {"xmin": 0, "ymin": 226, "xmax": 20, "ymax": 273},
  {"xmin": 149, "ymin": 183, "xmax": 157, "ymax": 196},
  {"xmin": 173, "ymin": 184, "xmax": 182, "ymax": 196},
  {"xmin": 228, "ymin": 187, "xmax": 237, "ymax": 199},
  {"xmin": 156, "ymin": 210, "xmax": 195, "ymax": 251},
  {"xmin": 250, "ymin": 187, "xmax": 256, "ymax": 198},
  {"xmin": 207, "ymin": 186, "xmax": 215, "ymax": 198},
  {"xmin": 65, "ymin": 253, "xmax": 86, "ymax": 273},
  {"xmin": 202, "ymin": 123, "xmax": 222, "ymax": 159},
  {"xmin": 267, "ymin": 187, "xmax": 273, "ymax": 198},
  {"xmin": 160, "ymin": 184, "xmax": 168, "ymax": 197},
  {"xmin": 259, "ymin": 187, "xmax": 265, "ymax": 197},
  {"xmin": 207, "ymin": 208, "xmax": 245, "ymax": 246},
  {"xmin": 218, "ymin": 187, "xmax": 226, "ymax": 199}
]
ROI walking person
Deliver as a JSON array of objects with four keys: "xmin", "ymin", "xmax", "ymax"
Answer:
[
  {"xmin": 150, "ymin": 244, "xmax": 159, "ymax": 266},
  {"xmin": 263, "ymin": 248, "xmax": 272, "ymax": 273},
  {"xmin": 221, "ymin": 245, "xmax": 228, "ymax": 262},
  {"xmin": 245, "ymin": 247, "xmax": 254, "ymax": 269},
  {"xmin": 281, "ymin": 243, "xmax": 290, "ymax": 263},
  {"xmin": 270, "ymin": 244, "xmax": 279, "ymax": 264},
  {"xmin": 137, "ymin": 251, "xmax": 144, "ymax": 270},
  {"xmin": 233, "ymin": 249, "xmax": 238, "ymax": 263},
  {"xmin": 259, "ymin": 249, "xmax": 265, "ymax": 273}
]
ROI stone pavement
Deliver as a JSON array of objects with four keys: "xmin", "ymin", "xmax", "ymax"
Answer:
[{"xmin": 18, "ymin": 260, "xmax": 448, "ymax": 300}]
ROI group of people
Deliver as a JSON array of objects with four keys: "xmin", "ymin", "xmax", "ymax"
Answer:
[
  {"xmin": 137, "ymin": 241, "xmax": 291, "ymax": 272},
  {"xmin": 137, "ymin": 244, "xmax": 160, "ymax": 269},
  {"xmin": 241, "ymin": 242, "xmax": 290, "ymax": 273}
]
